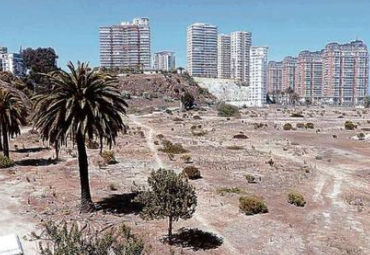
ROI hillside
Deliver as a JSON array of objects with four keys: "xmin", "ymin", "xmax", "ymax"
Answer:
[{"xmin": 117, "ymin": 73, "xmax": 215, "ymax": 107}]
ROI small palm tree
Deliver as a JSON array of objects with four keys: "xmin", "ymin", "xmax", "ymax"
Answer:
[
  {"xmin": 33, "ymin": 62, "xmax": 128, "ymax": 212},
  {"xmin": 0, "ymin": 88, "xmax": 27, "ymax": 158}
]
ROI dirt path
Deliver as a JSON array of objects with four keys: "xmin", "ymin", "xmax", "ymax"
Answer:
[{"xmin": 129, "ymin": 114, "xmax": 242, "ymax": 255}]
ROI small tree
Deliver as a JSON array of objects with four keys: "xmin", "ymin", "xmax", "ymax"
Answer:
[
  {"xmin": 180, "ymin": 92, "xmax": 195, "ymax": 111},
  {"xmin": 135, "ymin": 169, "xmax": 197, "ymax": 244}
]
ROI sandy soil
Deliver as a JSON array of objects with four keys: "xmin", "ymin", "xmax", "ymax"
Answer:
[{"xmin": 1, "ymin": 105, "xmax": 370, "ymax": 255}]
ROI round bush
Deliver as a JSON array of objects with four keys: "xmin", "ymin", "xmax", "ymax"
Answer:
[
  {"xmin": 183, "ymin": 166, "xmax": 201, "ymax": 180},
  {"xmin": 239, "ymin": 196, "xmax": 268, "ymax": 215}
]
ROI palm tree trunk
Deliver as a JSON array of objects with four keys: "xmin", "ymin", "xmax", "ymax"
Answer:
[
  {"xmin": 55, "ymin": 141, "xmax": 59, "ymax": 160},
  {"xmin": 99, "ymin": 135, "xmax": 103, "ymax": 154},
  {"xmin": 76, "ymin": 130, "xmax": 94, "ymax": 212},
  {"xmin": 2, "ymin": 123, "xmax": 9, "ymax": 158}
]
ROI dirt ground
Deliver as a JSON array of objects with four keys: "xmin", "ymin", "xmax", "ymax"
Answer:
[{"xmin": 1, "ymin": 105, "xmax": 370, "ymax": 255}]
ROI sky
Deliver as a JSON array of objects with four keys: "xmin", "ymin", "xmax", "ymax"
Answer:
[{"xmin": 1, "ymin": 0, "xmax": 369, "ymax": 68}]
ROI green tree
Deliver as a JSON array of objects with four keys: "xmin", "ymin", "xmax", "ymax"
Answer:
[
  {"xmin": 33, "ymin": 62, "xmax": 128, "ymax": 212},
  {"xmin": 135, "ymin": 169, "xmax": 197, "ymax": 244},
  {"xmin": 0, "ymin": 88, "xmax": 27, "ymax": 158},
  {"xmin": 22, "ymin": 47, "xmax": 59, "ymax": 90}
]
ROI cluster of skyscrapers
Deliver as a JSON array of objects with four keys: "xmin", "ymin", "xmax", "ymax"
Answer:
[
  {"xmin": 0, "ymin": 46, "xmax": 25, "ymax": 76},
  {"xmin": 99, "ymin": 18, "xmax": 175, "ymax": 72},
  {"xmin": 186, "ymin": 23, "xmax": 268, "ymax": 106},
  {"xmin": 267, "ymin": 40, "xmax": 369, "ymax": 105}
]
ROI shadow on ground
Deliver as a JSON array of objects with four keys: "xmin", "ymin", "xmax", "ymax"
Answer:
[
  {"xmin": 12, "ymin": 147, "xmax": 50, "ymax": 153},
  {"xmin": 97, "ymin": 193, "xmax": 143, "ymax": 215},
  {"xmin": 15, "ymin": 158, "xmax": 57, "ymax": 166},
  {"xmin": 165, "ymin": 228, "xmax": 223, "ymax": 251}
]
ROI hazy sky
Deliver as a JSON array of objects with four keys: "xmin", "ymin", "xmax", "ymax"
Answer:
[{"xmin": 1, "ymin": 0, "xmax": 369, "ymax": 68}]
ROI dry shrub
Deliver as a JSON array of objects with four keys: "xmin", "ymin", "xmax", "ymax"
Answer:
[
  {"xmin": 183, "ymin": 166, "xmax": 201, "ymax": 180},
  {"xmin": 245, "ymin": 174, "xmax": 256, "ymax": 183},
  {"xmin": 101, "ymin": 150, "xmax": 118, "ymax": 164},
  {"xmin": 345, "ymin": 121, "xmax": 357, "ymax": 130},
  {"xmin": 291, "ymin": 113, "xmax": 304, "ymax": 118},
  {"xmin": 288, "ymin": 192, "xmax": 306, "ymax": 207},
  {"xmin": 217, "ymin": 103, "xmax": 240, "ymax": 117},
  {"xmin": 233, "ymin": 134, "xmax": 248, "ymax": 139},
  {"xmin": 296, "ymin": 123, "xmax": 305, "ymax": 128},
  {"xmin": 0, "ymin": 155, "xmax": 14, "ymax": 169},
  {"xmin": 159, "ymin": 140, "xmax": 188, "ymax": 154},
  {"xmin": 227, "ymin": 145, "xmax": 243, "ymax": 150},
  {"xmin": 305, "ymin": 123, "xmax": 314, "ymax": 129},
  {"xmin": 239, "ymin": 196, "xmax": 268, "ymax": 215},
  {"xmin": 283, "ymin": 123, "xmax": 293, "ymax": 130}
]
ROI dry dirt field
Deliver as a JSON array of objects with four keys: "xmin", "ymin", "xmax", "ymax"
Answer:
[{"xmin": 1, "ymin": 105, "xmax": 370, "ymax": 255}]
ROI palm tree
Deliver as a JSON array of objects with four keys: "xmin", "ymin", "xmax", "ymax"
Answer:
[
  {"xmin": 0, "ymin": 88, "xmax": 27, "ymax": 158},
  {"xmin": 33, "ymin": 62, "xmax": 128, "ymax": 212}
]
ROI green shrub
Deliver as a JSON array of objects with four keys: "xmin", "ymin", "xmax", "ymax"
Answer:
[
  {"xmin": 239, "ymin": 196, "xmax": 268, "ymax": 215},
  {"xmin": 288, "ymin": 192, "xmax": 306, "ymax": 207},
  {"xmin": 159, "ymin": 140, "xmax": 188, "ymax": 154},
  {"xmin": 345, "ymin": 121, "xmax": 357, "ymax": 130},
  {"xmin": 283, "ymin": 123, "xmax": 293, "ymax": 130},
  {"xmin": 183, "ymin": 166, "xmax": 201, "ymax": 180},
  {"xmin": 245, "ymin": 174, "xmax": 256, "ymax": 183},
  {"xmin": 32, "ymin": 220, "xmax": 145, "ymax": 255},
  {"xmin": 305, "ymin": 123, "xmax": 314, "ymax": 129},
  {"xmin": 217, "ymin": 103, "xmax": 240, "ymax": 117},
  {"xmin": 101, "ymin": 150, "xmax": 118, "ymax": 164},
  {"xmin": 121, "ymin": 90, "xmax": 131, "ymax": 99},
  {"xmin": 0, "ymin": 155, "xmax": 14, "ymax": 168}
]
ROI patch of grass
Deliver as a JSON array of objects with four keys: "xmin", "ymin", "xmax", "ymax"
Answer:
[
  {"xmin": 227, "ymin": 145, "xmax": 244, "ymax": 150},
  {"xmin": 0, "ymin": 155, "xmax": 15, "ymax": 169},
  {"xmin": 288, "ymin": 192, "xmax": 306, "ymax": 207},
  {"xmin": 239, "ymin": 196, "xmax": 268, "ymax": 215},
  {"xmin": 216, "ymin": 187, "xmax": 244, "ymax": 195}
]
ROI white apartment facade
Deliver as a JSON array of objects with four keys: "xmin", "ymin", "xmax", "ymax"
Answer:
[
  {"xmin": 249, "ymin": 46, "xmax": 268, "ymax": 107},
  {"xmin": 1, "ymin": 53, "xmax": 25, "ymax": 76},
  {"xmin": 230, "ymin": 31, "xmax": 252, "ymax": 84},
  {"xmin": 99, "ymin": 18, "xmax": 151, "ymax": 69},
  {"xmin": 217, "ymin": 34, "xmax": 231, "ymax": 79},
  {"xmin": 153, "ymin": 51, "xmax": 175, "ymax": 71},
  {"xmin": 187, "ymin": 23, "xmax": 218, "ymax": 78}
]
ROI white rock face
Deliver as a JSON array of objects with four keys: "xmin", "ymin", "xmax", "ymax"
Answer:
[{"xmin": 195, "ymin": 77, "xmax": 259, "ymax": 107}]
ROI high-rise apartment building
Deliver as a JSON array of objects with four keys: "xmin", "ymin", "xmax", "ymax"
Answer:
[
  {"xmin": 217, "ymin": 34, "xmax": 231, "ymax": 79},
  {"xmin": 295, "ymin": 50, "xmax": 324, "ymax": 100},
  {"xmin": 322, "ymin": 40, "xmax": 369, "ymax": 104},
  {"xmin": 1, "ymin": 53, "xmax": 25, "ymax": 76},
  {"xmin": 267, "ymin": 61, "xmax": 283, "ymax": 93},
  {"xmin": 187, "ymin": 23, "xmax": 218, "ymax": 78},
  {"xmin": 99, "ymin": 18, "xmax": 151, "ymax": 69},
  {"xmin": 249, "ymin": 46, "xmax": 268, "ymax": 107},
  {"xmin": 0, "ymin": 46, "xmax": 7, "ymax": 71},
  {"xmin": 230, "ymin": 31, "xmax": 252, "ymax": 84},
  {"xmin": 153, "ymin": 51, "xmax": 175, "ymax": 71},
  {"xmin": 282, "ymin": 56, "xmax": 297, "ymax": 91}
]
